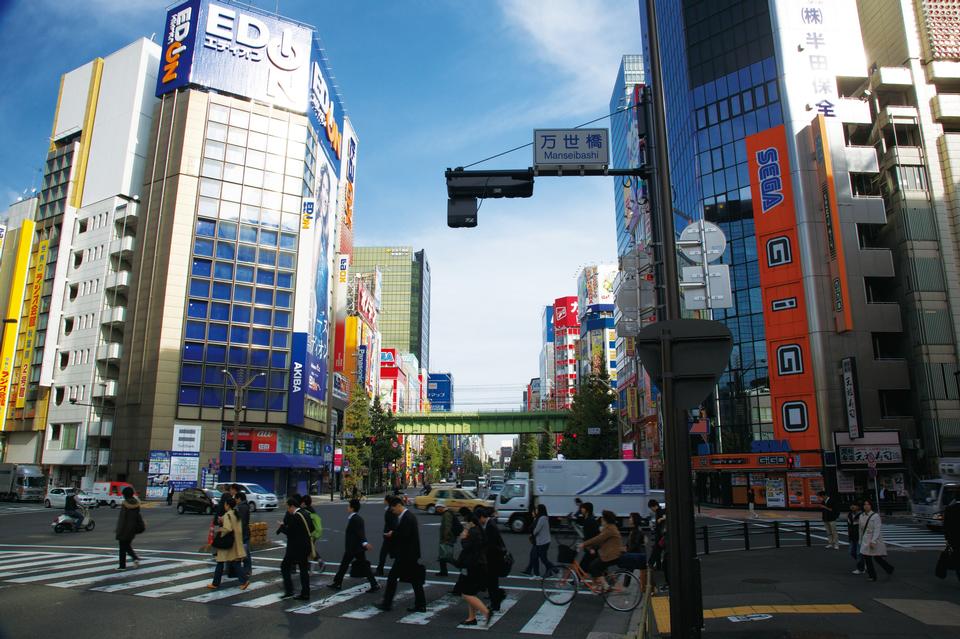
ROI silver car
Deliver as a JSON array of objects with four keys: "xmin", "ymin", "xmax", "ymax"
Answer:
[{"xmin": 45, "ymin": 487, "xmax": 97, "ymax": 509}]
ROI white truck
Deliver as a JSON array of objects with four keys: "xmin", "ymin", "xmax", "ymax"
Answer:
[
  {"xmin": 0, "ymin": 463, "xmax": 46, "ymax": 502},
  {"xmin": 911, "ymin": 458, "xmax": 960, "ymax": 530},
  {"xmin": 495, "ymin": 459, "xmax": 660, "ymax": 533}
]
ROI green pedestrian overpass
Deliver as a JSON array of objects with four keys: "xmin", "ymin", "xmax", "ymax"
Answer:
[{"xmin": 394, "ymin": 410, "xmax": 570, "ymax": 435}]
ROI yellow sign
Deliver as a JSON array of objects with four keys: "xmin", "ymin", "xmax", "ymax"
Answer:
[
  {"xmin": 15, "ymin": 239, "xmax": 49, "ymax": 408},
  {"xmin": 0, "ymin": 222, "xmax": 36, "ymax": 429}
]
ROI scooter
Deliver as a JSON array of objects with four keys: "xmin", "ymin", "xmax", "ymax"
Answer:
[{"xmin": 52, "ymin": 507, "xmax": 95, "ymax": 533}]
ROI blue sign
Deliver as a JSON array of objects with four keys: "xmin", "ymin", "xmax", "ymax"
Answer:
[
  {"xmin": 357, "ymin": 344, "xmax": 368, "ymax": 387},
  {"xmin": 750, "ymin": 439, "xmax": 792, "ymax": 453},
  {"xmin": 308, "ymin": 41, "xmax": 345, "ymax": 175},
  {"xmin": 156, "ymin": 0, "xmax": 201, "ymax": 97},
  {"xmin": 288, "ymin": 332, "xmax": 307, "ymax": 425},
  {"xmin": 323, "ymin": 444, "xmax": 333, "ymax": 454},
  {"xmin": 544, "ymin": 305, "xmax": 555, "ymax": 344},
  {"xmin": 427, "ymin": 373, "xmax": 453, "ymax": 412}
]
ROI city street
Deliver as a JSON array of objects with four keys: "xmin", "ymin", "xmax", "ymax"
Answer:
[{"xmin": 0, "ymin": 496, "xmax": 634, "ymax": 639}]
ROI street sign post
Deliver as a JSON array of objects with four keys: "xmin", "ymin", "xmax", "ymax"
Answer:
[
  {"xmin": 678, "ymin": 219, "xmax": 732, "ymax": 310},
  {"xmin": 534, "ymin": 129, "xmax": 609, "ymax": 171}
]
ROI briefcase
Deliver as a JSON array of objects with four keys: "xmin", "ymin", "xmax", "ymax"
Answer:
[{"xmin": 350, "ymin": 558, "xmax": 371, "ymax": 578}]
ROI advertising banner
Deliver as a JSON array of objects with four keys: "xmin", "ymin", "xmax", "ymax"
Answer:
[
  {"xmin": 146, "ymin": 450, "xmax": 172, "ymax": 499},
  {"xmin": 553, "ymin": 296, "xmax": 579, "ymax": 329},
  {"xmin": 0, "ymin": 221, "xmax": 34, "ymax": 431},
  {"xmin": 542, "ymin": 305, "xmax": 555, "ymax": 344},
  {"xmin": 746, "ymin": 126, "xmax": 820, "ymax": 451},
  {"xmin": 172, "ymin": 423, "xmax": 202, "ymax": 453},
  {"xmin": 221, "ymin": 428, "xmax": 278, "ymax": 452},
  {"xmin": 15, "ymin": 239, "xmax": 50, "ymax": 408},
  {"xmin": 577, "ymin": 264, "xmax": 617, "ymax": 313},
  {"xmin": 810, "ymin": 114, "xmax": 852, "ymax": 332},
  {"xmin": 333, "ymin": 254, "xmax": 350, "ymax": 373},
  {"xmin": 357, "ymin": 344, "xmax": 368, "ymax": 391},
  {"xmin": 332, "ymin": 373, "xmax": 349, "ymax": 401},
  {"xmin": 356, "ymin": 279, "xmax": 377, "ymax": 328},
  {"xmin": 169, "ymin": 451, "xmax": 200, "ymax": 489},
  {"xmin": 765, "ymin": 476, "xmax": 786, "ymax": 508},
  {"xmin": 288, "ymin": 332, "xmax": 306, "ymax": 425},
  {"xmin": 306, "ymin": 150, "xmax": 337, "ymax": 404},
  {"xmin": 841, "ymin": 357, "xmax": 862, "ymax": 439},
  {"xmin": 155, "ymin": 0, "xmax": 201, "ymax": 96}
]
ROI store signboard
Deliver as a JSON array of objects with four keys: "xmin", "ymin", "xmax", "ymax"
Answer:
[
  {"xmin": 834, "ymin": 430, "xmax": 903, "ymax": 467},
  {"xmin": 765, "ymin": 477, "xmax": 786, "ymax": 508},
  {"xmin": 173, "ymin": 424, "xmax": 202, "ymax": 453},
  {"xmin": 841, "ymin": 357, "xmax": 862, "ymax": 439}
]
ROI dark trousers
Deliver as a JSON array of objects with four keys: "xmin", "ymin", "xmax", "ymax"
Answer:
[
  {"xmin": 528, "ymin": 543, "xmax": 554, "ymax": 576},
  {"xmin": 377, "ymin": 541, "xmax": 390, "ymax": 573},
  {"xmin": 213, "ymin": 560, "xmax": 247, "ymax": 586},
  {"xmin": 486, "ymin": 570, "xmax": 505, "ymax": 605},
  {"xmin": 334, "ymin": 550, "xmax": 377, "ymax": 586},
  {"xmin": 382, "ymin": 559, "xmax": 425, "ymax": 608},
  {"xmin": 242, "ymin": 540, "xmax": 252, "ymax": 575},
  {"xmin": 282, "ymin": 553, "xmax": 311, "ymax": 596},
  {"xmin": 118, "ymin": 539, "xmax": 138, "ymax": 568},
  {"xmin": 864, "ymin": 555, "xmax": 894, "ymax": 579}
]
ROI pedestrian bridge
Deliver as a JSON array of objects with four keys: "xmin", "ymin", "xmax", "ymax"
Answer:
[{"xmin": 394, "ymin": 410, "xmax": 570, "ymax": 435}]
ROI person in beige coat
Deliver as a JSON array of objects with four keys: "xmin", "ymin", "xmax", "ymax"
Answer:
[
  {"xmin": 581, "ymin": 510, "xmax": 625, "ymax": 586},
  {"xmin": 208, "ymin": 496, "xmax": 249, "ymax": 590},
  {"xmin": 858, "ymin": 498, "xmax": 894, "ymax": 581}
]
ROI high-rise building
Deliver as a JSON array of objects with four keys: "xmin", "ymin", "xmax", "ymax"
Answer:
[
  {"xmin": 351, "ymin": 247, "xmax": 430, "ymax": 371},
  {"xmin": 538, "ymin": 305, "xmax": 556, "ymax": 409},
  {"xmin": 553, "ymin": 296, "xmax": 580, "ymax": 409},
  {"xmin": 577, "ymin": 265, "xmax": 618, "ymax": 384},
  {"xmin": 643, "ymin": 0, "xmax": 960, "ymax": 508}
]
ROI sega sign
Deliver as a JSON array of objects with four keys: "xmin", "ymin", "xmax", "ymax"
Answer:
[{"xmin": 754, "ymin": 147, "xmax": 785, "ymax": 213}]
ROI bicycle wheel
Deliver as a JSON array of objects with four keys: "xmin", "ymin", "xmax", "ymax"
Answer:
[
  {"xmin": 541, "ymin": 565, "xmax": 579, "ymax": 605},
  {"xmin": 603, "ymin": 570, "xmax": 643, "ymax": 611}
]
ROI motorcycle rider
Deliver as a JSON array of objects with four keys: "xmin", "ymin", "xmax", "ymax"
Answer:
[{"xmin": 64, "ymin": 492, "xmax": 84, "ymax": 530}]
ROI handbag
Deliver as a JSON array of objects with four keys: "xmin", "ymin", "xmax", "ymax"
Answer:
[
  {"xmin": 439, "ymin": 542, "xmax": 455, "ymax": 562},
  {"xmin": 528, "ymin": 534, "xmax": 536, "ymax": 545},
  {"xmin": 135, "ymin": 513, "xmax": 146, "ymax": 535},
  {"xmin": 936, "ymin": 545, "xmax": 957, "ymax": 579},
  {"xmin": 350, "ymin": 558, "xmax": 371, "ymax": 578},
  {"xmin": 297, "ymin": 512, "xmax": 318, "ymax": 560},
  {"xmin": 499, "ymin": 547, "xmax": 514, "ymax": 577},
  {"xmin": 212, "ymin": 530, "xmax": 235, "ymax": 550}
]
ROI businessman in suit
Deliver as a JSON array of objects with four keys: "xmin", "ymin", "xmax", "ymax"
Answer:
[
  {"xmin": 375, "ymin": 496, "xmax": 427, "ymax": 612},
  {"xmin": 328, "ymin": 498, "xmax": 379, "ymax": 592},
  {"xmin": 376, "ymin": 495, "xmax": 398, "ymax": 576},
  {"xmin": 277, "ymin": 497, "xmax": 314, "ymax": 601},
  {"xmin": 479, "ymin": 507, "xmax": 507, "ymax": 611}
]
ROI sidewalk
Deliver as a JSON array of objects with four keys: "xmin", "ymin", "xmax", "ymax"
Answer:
[
  {"xmin": 647, "ymin": 544, "xmax": 960, "ymax": 637},
  {"xmin": 695, "ymin": 506, "xmax": 917, "ymax": 524}
]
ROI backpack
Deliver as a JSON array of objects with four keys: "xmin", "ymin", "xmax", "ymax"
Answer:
[{"xmin": 309, "ymin": 511, "xmax": 323, "ymax": 541}]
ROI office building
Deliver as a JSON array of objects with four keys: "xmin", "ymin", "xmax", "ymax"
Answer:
[
  {"xmin": 577, "ymin": 264, "xmax": 618, "ymax": 383},
  {"xmin": 538, "ymin": 305, "xmax": 556, "ymax": 409},
  {"xmin": 351, "ymin": 247, "xmax": 430, "ymax": 372},
  {"xmin": 553, "ymin": 296, "xmax": 580, "ymax": 409}
]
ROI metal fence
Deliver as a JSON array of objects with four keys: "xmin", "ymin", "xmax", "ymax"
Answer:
[{"xmin": 696, "ymin": 520, "xmax": 817, "ymax": 554}]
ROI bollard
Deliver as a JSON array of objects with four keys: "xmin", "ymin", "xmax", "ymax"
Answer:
[
  {"xmin": 743, "ymin": 521, "xmax": 750, "ymax": 551},
  {"xmin": 804, "ymin": 520, "xmax": 811, "ymax": 546},
  {"xmin": 702, "ymin": 525, "xmax": 710, "ymax": 555},
  {"xmin": 774, "ymin": 521, "xmax": 780, "ymax": 548}
]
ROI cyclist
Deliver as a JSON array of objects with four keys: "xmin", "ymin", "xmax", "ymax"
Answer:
[
  {"xmin": 580, "ymin": 510, "xmax": 624, "ymax": 588},
  {"xmin": 577, "ymin": 502, "xmax": 600, "ymax": 572}
]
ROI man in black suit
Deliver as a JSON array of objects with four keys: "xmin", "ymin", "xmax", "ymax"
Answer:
[
  {"xmin": 376, "ymin": 495, "xmax": 398, "ymax": 576},
  {"xmin": 375, "ymin": 496, "xmax": 426, "ymax": 612},
  {"xmin": 328, "ymin": 498, "xmax": 379, "ymax": 592},
  {"xmin": 277, "ymin": 497, "xmax": 314, "ymax": 601},
  {"xmin": 478, "ymin": 507, "xmax": 507, "ymax": 611}
]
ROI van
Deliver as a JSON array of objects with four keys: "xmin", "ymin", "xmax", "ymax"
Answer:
[
  {"xmin": 214, "ymin": 482, "xmax": 278, "ymax": 511},
  {"xmin": 92, "ymin": 481, "xmax": 137, "ymax": 508}
]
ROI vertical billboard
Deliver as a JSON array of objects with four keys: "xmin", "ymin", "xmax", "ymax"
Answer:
[
  {"xmin": 810, "ymin": 114, "xmax": 853, "ymax": 333},
  {"xmin": 746, "ymin": 126, "xmax": 820, "ymax": 452},
  {"xmin": 577, "ymin": 264, "xmax": 617, "ymax": 314},
  {"xmin": 553, "ymin": 296, "xmax": 579, "ymax": 328},
  {"xmin": 15, "ymin": 240, "xmax": 49, "ymax": 408},
  {"xmin": 156, "ymin": 0, "xmax": 201, "ymax": 96},
  {"xmin": 542, "ymin": 305, "xmax": 555, "ymax": 344},
  {"xmin": 0, "ymin": 222, "xmax": 35, "ymax": 430},
  {"xmin": 306, "ymin": 148, "xmax": 337, "ymax": 404}
]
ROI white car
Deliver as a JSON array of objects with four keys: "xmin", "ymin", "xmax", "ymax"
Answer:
[
  {"xmin": 214, "ymin": 482, "xmax": 279, "ymax": 511},
  {"xmin": 45, "ymin": 487, "xmax": 97, "ymax": 509},
  {"xmin": 461, "ymin": 479, "xmax": 478, "ymax": 492}
]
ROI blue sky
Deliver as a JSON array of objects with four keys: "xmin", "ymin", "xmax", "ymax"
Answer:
[{"xmin": 0, "ymin": 0, "xmax": 642, "ymax": 434}]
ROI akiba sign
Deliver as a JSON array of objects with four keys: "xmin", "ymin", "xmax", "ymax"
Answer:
[{"xmin": 155, "ymin": 0, "xmax": 345, "ymax": 173}]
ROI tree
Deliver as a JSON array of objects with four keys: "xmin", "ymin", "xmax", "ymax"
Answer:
[
  {"xmin": 509, "ymin": 433, "xmax": 540, "ymax": 473},
  {"xmin": 342, "ymin": 382, "xmax": 372, "ymax": 496},
  {"xmin": 538, "ymin": 432, "xmax": 555, "ymax": 460},
  {"xmin": 440, "ymin": 437, "xmax": 453, "ymax": 477},
  {"xmin": 421, "ymin": 435, "xmax": 445, "ymax": 484},
  {"xmin": 462, "ymin": 451, "xmax": 484, "ymax": 477},
  {"xmin": 559, "ymin": 371, "xmax": 619, "ymax": 460},
  {"xmin": 369, "ymin": 396, "xmax": 402, "ymax": 491}
]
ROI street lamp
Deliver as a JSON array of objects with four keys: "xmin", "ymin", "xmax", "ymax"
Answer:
[{"xmin": 221, "ymin": 370, "xmax": 266, "ymax": 483}]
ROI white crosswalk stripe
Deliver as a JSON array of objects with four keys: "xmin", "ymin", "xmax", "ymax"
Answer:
[
  {"xmin": 0, "ymin": 552, "xmax": 35, "ymax": 565},
  {"xmin": 808, "ymin": 522, "xmax": 947, "ymax": 549},
  {"xmin": 520, "ymin": 599, "xmax": 570, "ymax": 635},
  {"xmin": 398, "ymin": 594, "xmax": 459, "ymax": 624},
  {"xmin": 288, "ymin": 582, "xmax": 370, "ymax": 614},
  {"xmin": 55, "ymin": 561, "xmax": 190, "ymax": 588},
  {"xmin": 457, "ymin": 595, "xmax": 519, "ymax": 630},
  {"xmin": 7, "ymin": 559, "xmax": 162, "ymax": 584},
  {"xmin": 92, "ymin": 567, "xmax": 212, "ymax": 593},
  {"xmin": 184, "ymin": 576, "xmax": 282, "ymax": 602},
  {"xmin": 0, "ymin": 556, "xmax": 118, "ymax": 579}
]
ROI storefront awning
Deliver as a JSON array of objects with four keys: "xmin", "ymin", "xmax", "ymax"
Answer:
[{"xmin": 219, "ymin": 452, "xmax": 324, "ymax": 469}]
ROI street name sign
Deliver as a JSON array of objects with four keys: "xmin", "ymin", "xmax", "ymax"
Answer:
[{"xmin": 534, "ymin": 129, "xmax": 609, "ymax": 170}]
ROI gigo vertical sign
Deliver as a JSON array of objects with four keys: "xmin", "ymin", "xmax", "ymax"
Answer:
[
  {"xmin": 746, "ymin": 126, "xmax": 820, "ymax": 452},
  {"xmin": 15, "ymin": 239, "xmax": 49, "ymax": 408}
]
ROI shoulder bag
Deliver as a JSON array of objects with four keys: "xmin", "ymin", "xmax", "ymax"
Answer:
[{"xmin": 297, "ymin": 512, "xmax": 318, "ymax": 560}]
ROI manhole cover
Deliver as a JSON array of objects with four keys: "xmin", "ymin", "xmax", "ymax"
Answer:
[{"xmin": 742, "ymin": 577, "xmax": 779, "ymax": 584}]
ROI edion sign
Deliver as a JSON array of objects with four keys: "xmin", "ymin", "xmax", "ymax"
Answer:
[{"xmin": 157, "ymin": 0, "xmax": 200, "ymax": 94}]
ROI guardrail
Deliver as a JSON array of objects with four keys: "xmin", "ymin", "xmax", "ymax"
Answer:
[{"xmin": 696, "ymin": 520, "xmax": 815, "ymax": 554}]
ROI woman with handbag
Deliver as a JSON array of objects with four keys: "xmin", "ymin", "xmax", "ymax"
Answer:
[
  {"xmin": 115, "ymin": 486, "xmax": 144, "ymax": 570},
  {"xmin": 859, "ymin": 498, "xmax": 894, "ymax": 582},
  {"xmin": 208, "ymin": 496, "xmax": 249, "ymax": 590},
  {"xmin": 522, "ymin": 504, "xmax": 555, "ymax": 577},
  {"xmin": 456, "ymin": 509, "xmax": 492, "ymax": 626}
]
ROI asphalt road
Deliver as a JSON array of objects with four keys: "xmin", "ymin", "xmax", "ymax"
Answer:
[{"xmin": 0, "ymin": 494, "xmax": 636, "ymax": 639}]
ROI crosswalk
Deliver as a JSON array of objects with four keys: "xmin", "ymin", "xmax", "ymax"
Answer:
[
  {"xmin": 0, "ymin": 550, "xmax": 616, "ymax": 634},
  {"xmin": 807, "ymin": 522, "xmax": 947, "ymax": 549}
]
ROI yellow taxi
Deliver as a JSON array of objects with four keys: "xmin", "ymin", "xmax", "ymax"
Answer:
[{"xmin": 413, "ymin": 487, "xmax": 493, "ymax": 514}]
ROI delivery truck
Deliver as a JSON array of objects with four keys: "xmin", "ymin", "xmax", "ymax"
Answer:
[
  {"xmin": 495, "ymin": 459, "xmax": 661, "ymax": 533},
  {"xmin": 911, "ymin": 458, "xmax": 960, "ymax": 530},
  {"xmin": 0, "ymin": 463, "xmax": 46, "ymax": 502}
]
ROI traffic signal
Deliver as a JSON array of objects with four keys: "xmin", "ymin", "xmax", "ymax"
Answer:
[{"xmin": 448, "ymin": 196, "xmax": 477, "ymax": 228}]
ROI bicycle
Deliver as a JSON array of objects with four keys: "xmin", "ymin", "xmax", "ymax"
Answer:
[{"xmin": 540, "ymin": 535, "xmax": 645, "ymax": 611}]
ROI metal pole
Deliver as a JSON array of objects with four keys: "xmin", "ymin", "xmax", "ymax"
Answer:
[
  {"xmin": 646, "ymin": 0, "xmax": 700, "ymax": 634},
  {"xmin": 230, "ymin": 389, "xmax": 240, "ymax": 483}
]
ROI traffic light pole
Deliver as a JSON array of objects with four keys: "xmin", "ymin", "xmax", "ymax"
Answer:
[{"xmin": 645, "ymin": 0, "xmax": 703, "ymax": 635}]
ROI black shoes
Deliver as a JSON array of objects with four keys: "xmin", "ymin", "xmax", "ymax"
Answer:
[
  {"xmin": 407, "ymin": 606, "xmax": 427, "ymax": 613},
  {"xmin": 327, "ymin": 583, "xmax": 342, "ymax": 590},
  {"xmin": 367, "ymin": 584, "xmax": 381, "ymax": 593},
  {"xmin": 280, "ymin": 592, "xmax": 296, "ymax": 599},
  {"xmin": 375, "ymin": 568, "xmax": 385, "ymax": 577},
  {"xmin": 295, "ymin": 594, "xmax": 310, "ymax": 601},
  {"xmin": 374, "ymin": 602, "xmax": 391, "ymax": 611},
  {"xmin": 460, "ymin": 619, "xmax": 477, "ymax": 626}
]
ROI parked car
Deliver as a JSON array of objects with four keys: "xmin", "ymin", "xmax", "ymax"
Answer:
[
  {"xmin": 177, "ymin": 487, "xmax": 218, "ymax": 514},
  {"xmin": 44, "ymin": 487, "xmax": 97, "ymax": 509},
  {"xmin": 413, "ymin": 487, "xmax": 493, "ymax": 514},
  {"xmin": 91, "ymin": 481, "xmax": 137, "ymax": 508},
  {"xmin": 213, "ymin": 482, "xmax": 278, "ymax": 511}
]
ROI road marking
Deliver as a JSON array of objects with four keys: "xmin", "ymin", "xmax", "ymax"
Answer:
[
  {"xmin": 136, "ymin": 578, "xmax": 213, "ymax": 598},
  {"xmin": 0, "ymin": 555, "xmax": 63, "ymax": 571},
  {"xmin": 0, "ymin": 552, "xmax": 34, "ymax": 565},
  {"xmin": 233, "ymin": 590, "xmax": 295, "ymax": 608},
  {"xmin": 399, "ymin": 594, "xmax": 459, "ymax": 625},
  {"xmin": 92, "ymin": 567, "xmax": 212, "ymax": 593},
  {"xmin": 520, "ymin": 600, "xmax": 570, "ymax": 634},
  {"xmin": 7, "ymin": 558, "xmax": 160, "ymax": 583},
  {"xmin": 457, "ymin": 596, "xmax": 518, "ymax": 630},
  {"xmin": 55, "ymin": 561, "xmax": 189, "ymax": 588},
  {"xmin": 288, "ymin": 583, "xmax": 370, "ymax": 614},
  {"xmin": 341, "ymin": 591, "xmax": 409, "ymax": 619},
  {"xmin": 184, "ymin": 577, "xmax": 282, "ymax": 602},
  {"xmin": 0, "ymin": 556, "xmax": 117, "ymax": 579}
]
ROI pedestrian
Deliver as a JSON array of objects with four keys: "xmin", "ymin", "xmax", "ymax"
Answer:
[
  {"xmin": 166, "ymin": 481, "xmax": 175, "ymax": 506},
  {"xmin": 522, "ymin": 504, "xmax": 555, "ymax": 577},
  {"xmin": 647, "ymin": 499, "xmax": 666, "ymax": 571},
  {"xmin": 747, "ymin": 488, "xmax": 758, "ymax": 519},
  {"xmin": 456, "ymin": 508, "xmax": 491, "ymax": 626},
  {"xmin": 300, "ymin": 494, "xmax": 325, "ymax": 572},
  {"xmin": 478, "ymin": 507, "xmax": 507, "ymax": 612},
  {"xmin": 115, "ymin": 486, "xmax": 144, "ymax": 571},
  {"xmin": 375, "ymin": 496, "xmax": 427, "ymax": 612},
  {"xmin": 436, "ymin": 503, "xmax": 462, "ymax": 577},
  {"xmin": 328, "ymin": 498, "xmax": 379, "ymax": 592},
  {"xmin": 943, "ymin": 496, "xmax": 960, "ymax": 581},
  {"xmin": 580, "ymin": 510, "xmax": 624, "ymax": 587},
  {"xmin": 818, "ymin": 490, "xmax": 840, "ymax": 549},
  {"xmin": 236, "ymin": 491, "xmax": 253, "ymax": 577},
  {"xmin": 377, "ymin": 495, "xmax": 397, "ymax": 576},
  {"xmin": 208, "ymin": 496, "xmax": 250, "ymax": 590},
  {"xmin": 846, "ymin": 502, "xmax": 865, "ymax": 575},
  {"xmin": 578, "ymin": 501, "xmax": 600, "ymax": 573},
  {"xmin": 571, "ymin": 497, "xmax": 584, "ymax": 524},
  {"xmin": 277, "ymin": 496, "xmax": 314, "ymax": 601},
  {"xmin": 859, "ymin": 498, "xmax": 894, "ymax": 581}
]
